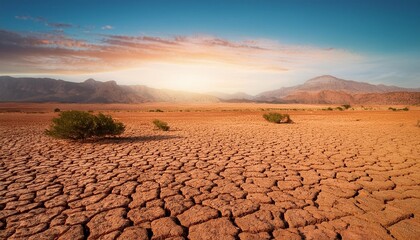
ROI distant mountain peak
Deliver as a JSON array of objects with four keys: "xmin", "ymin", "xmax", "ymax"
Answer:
[
  {"xmin": 305, "ymin": 75, "xmax": 342, "ymax": 83},
  {"xmin": 84, "ymin": 78, "xmax": 117, "ymax": 86},
  {"xmin": 255, "ymin": 75, "xmax": 420, "ymax": 104},
  {"xmin": 84, "ymin": 78, "xmax": 97, "ymax": 84}
]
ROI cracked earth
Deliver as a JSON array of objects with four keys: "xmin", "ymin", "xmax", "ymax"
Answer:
[{"xmin": 0, "ymin": 104, "xmax": 419, "ymax": 239}]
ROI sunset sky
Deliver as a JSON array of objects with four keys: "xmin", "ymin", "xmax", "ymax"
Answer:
[{"xmin": 0, "ymin": 0, "xmax": 419, "ymax": 94}]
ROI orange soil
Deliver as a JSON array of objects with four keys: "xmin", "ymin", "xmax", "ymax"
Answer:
[{"xmin": 0, "ymin": 103, "xmax": 419, "ymax": 239}]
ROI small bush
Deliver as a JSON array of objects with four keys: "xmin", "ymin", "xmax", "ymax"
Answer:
[
  {"xmin": 388, "ymin": 107, "xmax": 409, "ymax": 111},
  {"xmin": 149, "ymin": 109, "xmax": 164, "ymax": 112},
  {"xmin": 342, "ymin": 104, "xmax": 351, "ymax": 110},
  {"xmin": 54, "ymin": 108, "xmax": 61, "ymax": 112},
  {"xmin": 45, "ymin": 111, "xmax": 125, "ymax": 140},
  {"xmin": 336, "ymin": 107, "xmax": 344, "ymax": 111},
  {"xmin": 263, "ymin": 112, "xmax": 292, "ymax": 124},
  {"xmin": 94, "ymin": 113, "xmax": 125, "ymax": 137},
  {"xmin": 153, "ymin": 119, "xmax": 170, "ymax": 131}
]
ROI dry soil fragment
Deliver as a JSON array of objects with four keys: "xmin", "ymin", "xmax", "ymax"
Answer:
[
  {"xmin": 188, "ymin": 218, "xmax": 239, "ymax": 240},
  {"xmin": 85, "ymin": 194, "xmax": 130, "ymax": 212},
  {"xmin": 117, "ymin": 226, "xmax": 149, "ymax": 240},
  {"xmin": 87, "ymin": 208, "xmax": 130, "ymax": 239},
  {"xmin": 151, "ymin": 217, "xmax": 184, "ymax": 240},
  {"xmin": 127, "ymin": 206, "xmax": 166, "ymax": 225},
  {"xmin": 238, "ymin": 232, "xmax": 271, "ymax": 240},
  {"xmin": 58, "ymin": 224, "xmax": 85, "ymax": 240},
  {"xmin": 388, "ymin": 218, "xmax": 420, "ymax": 240},
  {"xmin": 177, "ymin": 205, "xmax": 219, "ymax": 227}
]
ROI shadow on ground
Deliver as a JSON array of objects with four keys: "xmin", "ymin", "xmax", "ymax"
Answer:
[{"xmin": 88, "ymin": 135, "xmax": 182, "ymax": 144}]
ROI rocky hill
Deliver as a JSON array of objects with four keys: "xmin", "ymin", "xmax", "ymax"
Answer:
[
  {"xmin": 0, "ymin": 76, "xmax": 219, "ymax": 103},
  {"xmin": 255, "ymin": 75, "xmax": 420, "ymax": 104}
]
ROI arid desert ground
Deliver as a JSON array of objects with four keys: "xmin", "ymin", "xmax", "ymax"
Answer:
[{"xmin": 0, "ymin": 103, "xmax": 419, "ymax": 240}]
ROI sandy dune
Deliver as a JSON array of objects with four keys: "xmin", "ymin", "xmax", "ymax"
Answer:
[{"xmin": 0, "ymin": 103, "xmax": 419, "ymax": 239}]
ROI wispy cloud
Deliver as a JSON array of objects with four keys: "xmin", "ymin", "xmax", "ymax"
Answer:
[
  {"xmin": 15, "ymin": 15, "xmax": 34, "ymax": 21},
  {"xmin": 0, "ymin": 28, "xmax": 361, "ymax": 76},
  {"xmin": 101, "ymin": 25, "xmax": 114, "ymax": 30},
  {"xmin": 15, "ymin": 15, "xmax": 73, "ymax": 29}
]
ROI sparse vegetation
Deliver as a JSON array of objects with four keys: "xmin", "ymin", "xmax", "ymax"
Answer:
[
  {"xmin": 45, "ymin": 111, "xmax": 125, "ymax": 140},
  {"xmin": 54, "ymin": 108, "xmax": 61, "ymax": 112},
  {"xmin": 263, "ymin": 112, "xmax": 292, "ymax": 124},
  {"xmin": 321, "ymin": 106, "xmax": 352, "ymax": 111},
  {"xmin": 153, "ymin": 119, "xmax": 170, "ymax": 131},
  {"xmin": 388, "ymin": 107, "xmax": 409, "ymax": 111},
  {"xmin": 342, "ymin": 104, "xmax": 351, "ymax": 110},
  {"xmin": 149, "ymin": 109, "xmax": 164, "ymax": 112}
]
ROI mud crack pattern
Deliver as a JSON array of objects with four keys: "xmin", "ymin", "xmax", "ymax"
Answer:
[{"xmin": 0, "ymin": 110, "xmax": 419, "ymax": 239}]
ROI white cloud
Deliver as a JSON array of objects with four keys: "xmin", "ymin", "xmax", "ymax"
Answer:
[{"xmin": 101, "ymin": 25, "xmax": 114, "ymax": 30}]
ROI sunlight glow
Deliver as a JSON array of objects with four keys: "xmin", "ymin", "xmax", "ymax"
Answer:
[{"xmin": 75, "ymin": 62, "xmax": 285, "ymax": 94}]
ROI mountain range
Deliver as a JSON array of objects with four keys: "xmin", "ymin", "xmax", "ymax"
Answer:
[
  {"xmin": 0, "ymin": 76, "xmax": 219, "ymax": 103},
  {"xmin": 254, "ymin": 75, "xmax": 420, "ymax": 104},
  {"xmin": 0, "ymin": 75, "xmax": 419, "ymax": 104}
]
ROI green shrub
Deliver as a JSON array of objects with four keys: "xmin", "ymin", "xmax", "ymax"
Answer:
[
  {"xmin": 54, "ymin": 108, "xmax": 61, "ymax": 112},
  {"xmin": 45, "ymin": 111, "xmax": 125, "ymax": 140},
  {"xmin": 153, "ymin": 119, "xmax": 170, "ymax": 131},
  {"xmin": 94, "ymin": 113, "xmax": 125, "ymax": 137},
  {"xmin": 263, "ymin": 112, "xmax": 292, "ymax": 124},
  {"xmin": 336, "ymin": 107, "xmax": 344, "ymax": 111}
]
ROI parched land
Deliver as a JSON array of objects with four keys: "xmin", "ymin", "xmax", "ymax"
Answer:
[{"xmin": 0, "ymin": 103, "xmax": 419, "ymax": 239}]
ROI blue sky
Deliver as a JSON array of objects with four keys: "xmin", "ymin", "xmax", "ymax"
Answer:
[{"xmin": 0, "ymin": 0, "xmax": 419, "ymax": 93}]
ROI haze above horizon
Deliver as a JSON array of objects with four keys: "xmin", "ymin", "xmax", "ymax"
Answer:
[{"xmin": 0, "ymin": 0, "xmax": 419, "ymax": 94}]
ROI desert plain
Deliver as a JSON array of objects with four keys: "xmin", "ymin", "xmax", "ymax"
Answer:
[{"xmin": 0, "ymin": 103, "xmax": 419, "ymax": 240}]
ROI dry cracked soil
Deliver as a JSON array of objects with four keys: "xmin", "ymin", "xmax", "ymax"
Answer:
[{"xmin": 0, "ymin": 103, "xmax": 419, "ymax": 240}]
